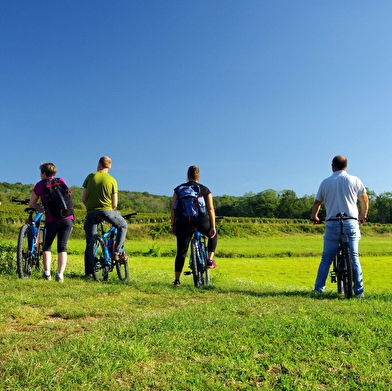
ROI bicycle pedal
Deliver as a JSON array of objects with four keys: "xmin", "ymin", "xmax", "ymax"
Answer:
[{"xmin": 183, "ymin": 271, "xmax": 192, "ymax": 275}]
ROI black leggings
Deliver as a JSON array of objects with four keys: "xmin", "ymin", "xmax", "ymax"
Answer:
[
  {"xmin": 174, "ymin": 218, "xmax": 218, "ymax": 273},
  {"xmin": 43, "ymin": 219, "xmax": 73, "ymax": 252}
]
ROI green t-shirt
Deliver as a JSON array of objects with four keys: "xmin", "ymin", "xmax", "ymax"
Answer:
[{"xmin": 83, "ymin": 171, "xmax": 118, "ymax": 212}]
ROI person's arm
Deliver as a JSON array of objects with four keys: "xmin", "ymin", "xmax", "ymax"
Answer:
[
  {"xmin": 206, "ymin": 193, "xmax": 217, "ymax": 238},
  {"xmin": 112, "ymin": 193, "xmax": 118, "ymax": 210},
  {"xmin": 28, "ymin": 191, "xmax": 44, "ymax": 213},
  {"xmin": 170, "ymin": 192, "xmax": 177, "ymax": 225},
  {"xmin": 310, "ymin": 200, "xmax": 322, "ymax": 222},
  {"xmin": 82, "ymin": 188, "xmax": 87, "ymax": 206},
  {"xmin": 170, "ymin": 192, "xmax": 177, "ymax": 234},
  {"xmin": 359, "ymin": 192, "xmax": 369, "ymax": 221}
]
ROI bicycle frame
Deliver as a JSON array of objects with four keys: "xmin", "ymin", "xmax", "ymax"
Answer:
[
  {"xmin": 26, "ymin": 208, "xmax": 45, "ymax": 262},
  {"xmin": 96, "ymin": 223, "xmax": 119, "ymax": 269},
  {"xmin": 92, "ymin": 212, "xmax": 137, "ymax": 282},
  {"xmin": 12, "ymin": 198, "xmax": 45, "ymax": 278}
]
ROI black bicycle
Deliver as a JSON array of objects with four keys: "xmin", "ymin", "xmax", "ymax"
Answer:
[
  {"xmin": 12, "ymin": 198, "xmax": 45, "ymax": 279},
  {"xmin": 92, "ymin": 212, "xmax": 137, "ymax": 282},
  {"xmin": 184, "ymin": 217, "xmax": 222, "ymax": 288},
  {"xmin": 329, "ymin": 212, "xmax": 355, "ymax": 299}
]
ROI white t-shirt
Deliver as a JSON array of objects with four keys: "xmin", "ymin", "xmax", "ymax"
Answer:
[{"xmin": 316, "ymin": 170, "xmax": 366, "ymax": 220}]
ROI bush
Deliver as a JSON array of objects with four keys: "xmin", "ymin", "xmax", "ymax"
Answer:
[{"xmin": 0, "ymin": 244, "xmax": 16, "ymax": 275}]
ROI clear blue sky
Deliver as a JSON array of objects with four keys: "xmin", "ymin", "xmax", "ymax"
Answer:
[{"xmin": 1, "ymin": 1, "xmax": 391, "ymax": 197}]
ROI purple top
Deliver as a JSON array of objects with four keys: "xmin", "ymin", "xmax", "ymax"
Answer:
[{"xmin": 33, "ymin": 177, "xmax": 74, "ymax": 223}]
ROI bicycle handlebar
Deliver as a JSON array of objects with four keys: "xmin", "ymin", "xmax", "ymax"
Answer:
[
  {"xmin": 12, "ymin": 198, "xmax": 30, "ymax": 205},
  {"xmin": 123, "ymin": 212, "xmax": 137, "ymax": 220}
]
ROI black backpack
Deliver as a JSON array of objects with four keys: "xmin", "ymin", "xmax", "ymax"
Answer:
[
  {"xmin": 174, "ymin": 183, "xmax": 206, "ymax": 223},
  {"xmin": 43, "ymin": 178, "xmax": 74, "ymax": 219}
]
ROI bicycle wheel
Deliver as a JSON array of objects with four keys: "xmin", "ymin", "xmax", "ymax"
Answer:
[
  {"xmin": 335, "ymin": 252, "xmax": 344, "ymax": 294},
  {"xmin": 92, "ymin": 236, "xmax": 110, "ymax": 282},
  {"xmin": 191, "ymin": 239, "xmax": 203, "ymax": 287},
  {"xmin": 341, "ymin": 242, "xmax": 353, "ymax": 299},
  {"xmin": 17, "ymin": 224, "xmax": 35, "ymax": 278},
  {"xmin": 115, "ymin": 248, "xmax": 129, "ymax": 281},
  {"xmin": 200, "ymin": 240, "xmax": 210, "ymax": 286}
]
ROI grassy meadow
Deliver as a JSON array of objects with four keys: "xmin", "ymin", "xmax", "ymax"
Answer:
[{"xmin": 0, "ymin": 234, "xmax": 391, "ymax": 390}]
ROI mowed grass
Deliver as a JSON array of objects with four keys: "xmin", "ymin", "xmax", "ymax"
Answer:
[{"xmin": 0, "ymin": 235, "xmax": 391, "ymax": 390}]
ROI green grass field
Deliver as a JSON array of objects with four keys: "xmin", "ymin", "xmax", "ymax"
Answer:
[{"xmin": 0, "ymin": 235, "xmax": 391, "ymax": 390}]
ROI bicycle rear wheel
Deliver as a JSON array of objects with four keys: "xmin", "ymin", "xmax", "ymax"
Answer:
[
  {"xmin": 17, "ymin": 224, "xmax": 40, "ymax": 278},
  {"xmin": 341, "ymin": 242, "xmax": 353, "ymax": 299},
  {"xmin": 115, "ymin": 248, "xmax": 129, "ymax": 281},
  {"xmin": 191, "ymin": 239, "xmax": 203, "ymax": 288},
  {"xmin": 92, "ymin": 236, "xmax": 110, "ymax": 282},
  {"xmin": 335, "ymin": 252, "xmax": 343, "ymax": 294},
  {"xmin": 200, "ymin": 239, "xmax": 210, "ymax": 286}
]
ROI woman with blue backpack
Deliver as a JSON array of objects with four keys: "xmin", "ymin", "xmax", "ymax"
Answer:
[{"xmin": 170, "ymin": 165, "xmax": 218, "ymax": 286}]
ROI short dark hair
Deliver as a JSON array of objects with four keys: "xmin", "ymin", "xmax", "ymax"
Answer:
[{"xmin": 332, "ymin": 155, "xmax": 347, "ymax": 170}]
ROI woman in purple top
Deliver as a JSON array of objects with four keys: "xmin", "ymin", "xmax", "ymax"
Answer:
[{"xmin": 29, "ymin": 162, "xmax": 74, "ymax": 282}]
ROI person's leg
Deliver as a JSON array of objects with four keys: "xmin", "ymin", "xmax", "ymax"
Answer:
[
  {"xmin": 84, "ymin": 213, "xmax": 98, "ymax": 276},
  {"xmin": 100, "ymin": 211, "xmax": 128, "ymax": 254},
  {"xmin": 174, "ymin": 223, "xmax": 191, "ymax": 284},
  {"xmin": 198, "ymin": 219, "xmax": 218, "ymax": 268},
  {"xmin": 345, "ymin": 220, "xmax": 364, "ymax": 297},
  {"xmin": 314, "ymin": 222, "xmax": 339, "ymax": 292},
  {"xmin": 56, "ymin": 219, "xmax": 73, "ymax": 282},
  {"xmin": 42, "ymin": 223, "xmax": 56, "ymax": 280},
  {"xmin": 43, "ymin": 251, "xmax": 52, "ymax": 279}
]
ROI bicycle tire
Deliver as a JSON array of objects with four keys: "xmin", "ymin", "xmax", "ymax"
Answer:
[
  {"xmin": 200, "ymin": 239, "xmax": 210, "ymax": 286},
  {"xmin": 17, "ymin": 224, "xmax": 33, "ymax": 278},
  {"xmin": 341, "ymin": 242, "xmax": 353, "ymax": 298},
  {"xmin": 191, "ymin": 239, "xmax": 203, "ymax": 288},
  {"xmin": 92, "ymin": 236, "xmax": 110, "ymax": 282},
  {"xmin": 335, "ymin": 252, "xmax": 344, "ymax": 294},
  {"xmin": 115, "ymin": 248, "xmax": 129, "ymax": 281}
]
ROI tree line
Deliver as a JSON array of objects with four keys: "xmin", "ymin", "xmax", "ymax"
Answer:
[{"xmin": 1, "ymin": 182, "xmax": 391, "ymax": 223}]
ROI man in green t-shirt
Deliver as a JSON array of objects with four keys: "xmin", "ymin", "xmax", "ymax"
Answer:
[{"xmin": 82, "ymin": 156, "xmax": 128, "ymax": 277}]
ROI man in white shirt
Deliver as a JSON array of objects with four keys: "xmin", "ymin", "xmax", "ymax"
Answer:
[{"xmin": 311, "ymin": 155, "xmax": 369, "ymax": 297}]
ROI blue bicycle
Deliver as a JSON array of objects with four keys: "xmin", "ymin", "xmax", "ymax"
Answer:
[
  {"xmin": 184, "ymin": 217, "xmax": 222, "ymax": 288},
  {"xmin": 12, "ymin": 198, "xmax": 45, "ymax": 279},
  {"xmin": 92, "ymin": 212, "xmax": 137, "ymax": 282}
]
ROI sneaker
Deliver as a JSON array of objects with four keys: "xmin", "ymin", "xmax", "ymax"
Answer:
[
  {"xmin": 113, "ymin": 253, "xmax": 128, "ymax": 263},
  {"xmin": 173, "ymin": 279, "xmax": 181, "ymax": 287},
  {"xmin": 42, "ymin": 273, "xmax": 51, "ymax": 281},
  {"xmin": 55, "ymin": 274, "xmax": 64, "ymax": 283},
  {"xmin": 356, "ymin": 293, "xmax": 364, "ymax": 298},
  {"xmin": 206, "ymin": 259, "xmax": 217, "ymax": 269}
]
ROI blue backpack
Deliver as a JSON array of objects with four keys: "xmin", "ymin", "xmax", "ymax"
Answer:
[{"xmin": 175, "ymin": 184, "xmax": 206, "ymax": 223}]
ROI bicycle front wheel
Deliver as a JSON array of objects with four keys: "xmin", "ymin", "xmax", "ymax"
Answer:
[
  {"xmin": 341, "ymin": 242, "xmax": 353, "ymax": 299},
  {"xmin": 17, "ymin": 224, "xmax": 39, "ymax": 278},
  {"xmin": 92, "ymin": 236, "xmax": 110, "ymax": 282},
  {"xmin": 191, "ymin": 239, "xmax": 203, "ymax": 288},
  {"xmin": 115, "ymin": 248, "xmax": 129, "ymax": 281}
]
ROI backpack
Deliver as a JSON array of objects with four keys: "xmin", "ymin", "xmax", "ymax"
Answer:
[
  {"xmin": 43, "ymin": 178, "xmax": 74, "ymax": 219},
  {"xmin": 174, "ymin": 183, "xmax": 206, "ymax": 223}
]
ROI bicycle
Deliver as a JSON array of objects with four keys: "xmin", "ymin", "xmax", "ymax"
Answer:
[
  {"xmin": 92, "ymin": 212, "xmax": 137, "ymax": 282},
  {"xmin": 12, "ymin": 198, "xmax": 45, "ymax": 279},
  {"xmin": 329, "ymin": 212, "xmax": 356, "ymax": 299},
  {"xmin": 184, "ymin": 217, "xmax": 222, "ymax": 288}
]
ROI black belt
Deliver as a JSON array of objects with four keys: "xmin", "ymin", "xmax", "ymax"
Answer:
[{"xmin": 326, "ymin": 217, "xmax": 357, "ymax": 221}]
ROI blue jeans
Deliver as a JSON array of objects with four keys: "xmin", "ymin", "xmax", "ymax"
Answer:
[
  {"xmin": 314, "ymin": 220, "xmax": 364, "ymax": 296},
  {"xmin": 84, "ymin": 210, "xmax": 128, "ymax": 275}
]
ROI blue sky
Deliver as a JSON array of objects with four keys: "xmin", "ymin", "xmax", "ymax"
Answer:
[{"xmin": 1, "ymin": 1, "xmax": 391, "ymax": 197}]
